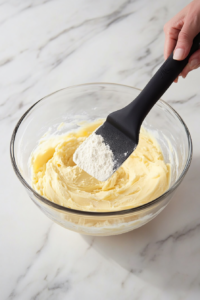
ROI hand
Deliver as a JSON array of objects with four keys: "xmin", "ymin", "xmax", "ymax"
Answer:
[{"xmin": 164, "ymin": 0, "xmax": 200, "ymax": 82}]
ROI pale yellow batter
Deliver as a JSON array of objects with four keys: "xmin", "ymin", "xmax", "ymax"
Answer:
[{"xmin": 30, "ymin": 120, "xmax": 170, "ymax": 212}]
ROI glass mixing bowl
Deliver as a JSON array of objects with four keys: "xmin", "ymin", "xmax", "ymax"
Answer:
[{"xmin": 10, "ymin": 83, "xmax": 192, "ymax": 236}]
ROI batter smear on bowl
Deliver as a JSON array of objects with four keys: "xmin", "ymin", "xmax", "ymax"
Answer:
[{"xmin": 30, "ymin": 120, "xmax": 171, "ymax": 212}]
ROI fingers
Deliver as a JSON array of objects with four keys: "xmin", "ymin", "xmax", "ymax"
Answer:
[
  {"xmin": 180, "ymin": 48, "xmax": 200, "ymax": 78},
  {"xmin": 164, "ymin": 0, "xmax": 200, "ymax": 83},
  {"xmin": 173, "ymin": 27, "xmax": 197, "ymax": 61},
  {"xmin": 173, "ymin": 8, "xmax": 200, "ymax": 60},
  {"xmin": 163, "ymin": 9, "xmax": 186, "ymax": 59},
  {"xmin": 164, "ymin": 26, "xmax": 179, "ymax": 59}
]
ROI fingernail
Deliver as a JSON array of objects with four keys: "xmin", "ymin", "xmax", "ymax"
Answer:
[
  {"xmin": 173, "ymin": 48, "xmax": 184, "ymax": 60},
  {"xmin": 189, "ymin": 59, "xmax": 200, "ymax": 69}
]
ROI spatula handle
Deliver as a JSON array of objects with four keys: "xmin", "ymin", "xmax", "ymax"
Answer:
[
  {"xmin": 131, "ymin": 32, "xmax": 200, "ymax": 125},
  {"xmin": 108, "ymin": 33, "xmax": 200, "ymax": 143}
]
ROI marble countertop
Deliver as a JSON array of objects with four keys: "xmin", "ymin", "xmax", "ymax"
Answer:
[{"xmin": 1, "ymin": 0, "xmax": 200, "ymax": 299}]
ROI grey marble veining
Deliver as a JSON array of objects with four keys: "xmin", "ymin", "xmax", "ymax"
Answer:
[{"xmin": 1, "ymin": 0, "xmax": 200, "ymax": 299}]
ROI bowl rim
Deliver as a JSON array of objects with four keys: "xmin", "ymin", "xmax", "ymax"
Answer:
[{"xmin": 10, "ymin": 82, "xmax": 193, "ymax": 216}]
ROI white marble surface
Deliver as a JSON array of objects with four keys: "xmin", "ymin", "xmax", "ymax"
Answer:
[{"xmin": 1, "ymin": 0, "xmax": 200, "ymax": 299}]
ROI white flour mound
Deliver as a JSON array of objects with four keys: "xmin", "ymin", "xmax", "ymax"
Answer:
[{"xmin": 73, "ymin": 132, "xmax": 115, "ymax": 181}]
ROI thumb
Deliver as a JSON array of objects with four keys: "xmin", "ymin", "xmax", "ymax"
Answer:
[{"xmin": 173, "ymin": 20, "xmax": 199, "ymax": 61}]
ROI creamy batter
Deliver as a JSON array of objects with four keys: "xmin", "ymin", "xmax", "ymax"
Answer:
[{"xmin": 30, "ymin": 120, "xmax": 170, "ymax": 212}]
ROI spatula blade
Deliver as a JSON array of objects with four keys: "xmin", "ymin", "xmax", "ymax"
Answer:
[{"xmin": 73, "ymin": 121, "xmax": 137, "ymax": 181}]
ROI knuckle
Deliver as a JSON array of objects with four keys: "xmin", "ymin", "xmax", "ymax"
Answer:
[
  {"xmin": 168, "ymin": 28, "xmax": 179, "ymax": 40},
  {"xmin": 168, "ymin": 30, "xmax": 176, "ymax": 39},
  {"xmin": 178, "ymin": 30, "xmax": 190, "ymax": 42}
]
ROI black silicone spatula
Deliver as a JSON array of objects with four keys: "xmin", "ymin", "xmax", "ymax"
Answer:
[{"xmin": 74, "ymin": 33, "xmax": 200, "ymax": 181}]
